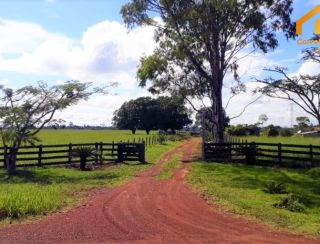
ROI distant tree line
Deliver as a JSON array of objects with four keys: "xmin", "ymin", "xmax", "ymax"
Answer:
[{"xmin": 112, "ymin": 96, "xmax": 192, "ymax": 134}]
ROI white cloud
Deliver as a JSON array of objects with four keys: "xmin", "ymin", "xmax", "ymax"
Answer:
[
  {"xmin": 0, "ymin": 18, "xmax": 69, "ymax": 54},
  {"xmin": 0, "ymin": 19, "xmax": 156, "ymax": 90}
]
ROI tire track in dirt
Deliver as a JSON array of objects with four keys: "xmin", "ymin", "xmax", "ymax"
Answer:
[{"xmin": 0, "ymin": 139, "xmax": 318, "ymax": 243}]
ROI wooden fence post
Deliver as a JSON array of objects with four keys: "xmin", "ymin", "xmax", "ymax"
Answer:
[
  {"xmin": 117, "ymin": 143, "xmax": 124, "ymax": 163},
  {"xmin": 139, "ymin": 142, "xmax": 145, "ymax": 163},
  {"xmin": 38, "ymin": 144, "xmax": 43, "ymax": 167},
  {"xmin": 95, "ymin": 142, "xmax": 99, "ymax": 164},
  {"xmin": 68, "ymin": 143, "xmax": 73, "ymax": 164},
  {"xmin": 310, "ymin": 144, "xmax": 313, "ymax": 167},
  {"xmin": 99, "ymin": 142, "xmax": 103, "ymax": 165},
  {"xmin": 3, "ymin": 146, "xmax": 7, "ymax": 169},
  {"xmin": 278, "ymin": 143, "xmax": 282, "ymax": 166},
  {"xmin": 112, "ymin": 141, "xmax": 115, "ymax": 159}
]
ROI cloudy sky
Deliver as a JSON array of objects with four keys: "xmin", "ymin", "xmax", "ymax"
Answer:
[{"xmin": 0, "ymin": 0, "xmax": 319, "ymax": 127}]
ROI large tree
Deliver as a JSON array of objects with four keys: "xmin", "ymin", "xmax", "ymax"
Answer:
[
  {"xmin": 121, "ymin": 0, "xmax": 295, "ymax": 142},
  {"xmin": 113, "ymin": 96, "xmax": 191, "ymax": 134},
  {"xmin": 157, "ymin": 96, "xmax": 191, "ymax": 132},
  {"xmin": 256, "ymin": 48, "xmax": 320, "ymax": 126},
  {"xmin": 0, "ymin": 81, "xmax": 104, "ymax": 175}
]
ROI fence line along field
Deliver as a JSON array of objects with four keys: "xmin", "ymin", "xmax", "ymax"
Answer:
[
  {"xmin": 238, "ymin": 136, "xmax": 320, "ymax": 145},
  {"xmin": 34, "ymin": 130, "xmax": 158, "ymax": 145},
  {"xmin": 0, "ymin": 130, "xmax": 163, "ymax": 168}
]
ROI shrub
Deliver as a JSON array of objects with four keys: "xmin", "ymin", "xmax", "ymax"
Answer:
[
  {"xmin": 274, "ymin": 194, "xmax": 306, "ymax": 212},
  {"xmin": 261, "ymin": 125, "xmax": 279, "ymax": 137},
  {"xmin": 279, "ymin": 128, "xmax": 293, "ymax": 137},
  {"xmin": 238, "ymin": 145, "xmax": 258, "ymax": 165},
  {"xmin": 71, "ymin": 146, "xmax": 96, "ymax": 170},
  {"xmin": 264, "ymin": 181, "xmax": 287, "ymax": 194},
  {"xmin": 225, "ymin": 125, "xmax": 248, "ymax": 136}
]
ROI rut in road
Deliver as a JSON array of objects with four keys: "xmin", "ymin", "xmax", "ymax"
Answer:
[{"xmin": 0, "ymin": 139, "xmax": 318, "ymax": 243}]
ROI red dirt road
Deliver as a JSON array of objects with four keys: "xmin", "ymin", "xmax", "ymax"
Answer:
[{"xmin": 0, "ymin": 139, "xmax": 318, "ymax": 243}]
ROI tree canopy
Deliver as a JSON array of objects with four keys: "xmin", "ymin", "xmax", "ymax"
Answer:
[
  {"xmin": 121, "ymin": 0, "xmax": 295, "ymax": 142},
  {"xmin": 112, "ymin": 96, "xmax": 191, "ymax": 134},
  {"xmin": 256, "ymin": 48, "xmax": 320, "ymax": 126},
  {"xmin": 0, "ymin": 81, "xmax": 105, "ymax": 174}
]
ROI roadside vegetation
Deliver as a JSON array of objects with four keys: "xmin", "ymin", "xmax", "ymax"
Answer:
[
  {"xmin": 187, "ymin": 162, "xmax": 320, "ymax": 235},
  {"xmin": 0, "ymin": 140, "xmax": 183, "ymax": 224}
]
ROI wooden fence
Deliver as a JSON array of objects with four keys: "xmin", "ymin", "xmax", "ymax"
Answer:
[
  {"xmin": 1, "ymin": 135, "xmax": 165, "ymax": 168},
  {"xmin": 204, "ymin": 139, "xmax": 320, "ymax": 168}
]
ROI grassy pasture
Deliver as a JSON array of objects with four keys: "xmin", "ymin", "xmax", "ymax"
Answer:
[
  {"xmin": 188, "ymin": 162, "xmax": 320, "ymax": 235},
  {"xmin": 36, "ymin": 129, "xmax": 157, "ymax": 145},
  {"xmin": 0, "ymin": 130, "xmax": 183, "ymax": 223},
  {"xmin": 237, "ymin": 135, "xmax": 320, "ymax": 145}
]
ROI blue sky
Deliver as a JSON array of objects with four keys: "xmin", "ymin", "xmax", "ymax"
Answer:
[{"xmin": 0, "ymin": 0, "xmax": 319, "ymax": 126}]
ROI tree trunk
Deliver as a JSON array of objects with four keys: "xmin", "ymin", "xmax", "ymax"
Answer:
[
  {"xmin": 80, "ymin": 157, "xmax": 87, "ymax": 171},
  {"xmin": 6, "ymin": 147, "xmax": 18, "ymax": 175},
  {"xmin": 146, "ymin": 130, "xmax": 150, "ymax": 135},
  {"xmin": 212, "ymin": 89, "xmax": 225, "ymax": 143},
  {"xmin": 131, "ymin": 129, "xmax": 136, "ymax": 134}
]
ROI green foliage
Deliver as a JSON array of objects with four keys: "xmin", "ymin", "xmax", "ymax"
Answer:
[
  {"xmin": 261, "ymin": 125, "xmax": 279, "ymax": 137},
  {"xmin": 295, "ymin": 116, "xmax": 311, "ymax": 132},
  {"xmin": 113, "ymin": 96, "xmax": 191, "ymax": 134},
  {"xmin": 0, "ymin": 81, "xmax": 105, "ymax": 174},
  {"xmin": 188, "ymin": 162, "xmax": 320, "ymax": 235},
  {"xmin": 279, "ymin": 128, "xmax": 293, "ymax": 137},
  {"xmin": 225, "ymin": 124, "xmax": 259, "ymax": 136},
  {"xmin": 274, "ymin": 194, "xmax": 306, "ymax": 213},
  {"xmin": 238, "ymin": 145, "xmax": 258, "ymax": 165},
  {"xmin": 71, "ymin": 147, "xmax": 96, "ymax": 170},
  {"xmin": 264, "ymin": 181, "xmax": 287, "ymax": 194},
  {"xmin": 122, "ymin": 0, "xmax": 295, "ymax": 142},
  {"xmin": 226, "ymin": 125, "xmax": 248, "ymax": 136}
]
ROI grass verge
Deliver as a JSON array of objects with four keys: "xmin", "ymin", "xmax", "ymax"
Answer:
[
  {"xmin": 156, "ymin": 153, "xmax": 182, "ymax": 180},
  {"xmin": 0, "ymin": 140, "xmax": 183, "ymax": 223},
  {"xmin": 187, "ymin": 161, "xmax": 320, "ymax": 236}
]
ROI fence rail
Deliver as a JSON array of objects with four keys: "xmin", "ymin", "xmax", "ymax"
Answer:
[
  {"xmin": 1, "ymin": 135, "xmax": 164, "ymax": 169},
  {"xmin": 204, "ymin": 139, "xmax": 320, "ymax": 168}
]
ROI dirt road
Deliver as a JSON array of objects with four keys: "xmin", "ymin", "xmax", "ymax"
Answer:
[{"xmin": 0, "ymin": 139, "xmax": 317, "ymax": 243}]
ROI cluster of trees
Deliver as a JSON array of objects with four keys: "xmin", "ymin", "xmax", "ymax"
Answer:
[
  {"xmin": 225, "ymin": 115, "xmax": 315, "ymax": 138},
  {"xmin": 112, "ymin": 96, "xmax": 191, "ymax": 134}
]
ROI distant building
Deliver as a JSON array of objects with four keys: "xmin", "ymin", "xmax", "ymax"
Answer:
[{"xmin": 298, "ymin": 126, "xmax": 320, "ymax": 137}]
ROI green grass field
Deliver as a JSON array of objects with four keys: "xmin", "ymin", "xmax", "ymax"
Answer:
[
  {"xmin": 0, "ymin": 130, "xmax": 183, "ymax": 224},
  {"xmin": 237, "ymin": 135, "xmax": 320, "ymax": 145},
  {"xmin": 36, "ymin": 129, "xmax": 157, "ymax": 145},
  {"xmin": 188, "ymin": 162, "xmax": 320, "ymax": 235}
]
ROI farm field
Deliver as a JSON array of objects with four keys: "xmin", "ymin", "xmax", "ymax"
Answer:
[
  {"xmin": 237, "ymin": 136, "xmax": 320, "ymax": 145},
  {"xmin": 187, "ymin": 161, "xmax": 320, "ymax": 235},
  {"xmin": 35, "ymin": 129, "xmax": 157, "ymax": 145},
  {"xmin": 0, "ymin": 138, "xmax": 183, "ymax": 224}
]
